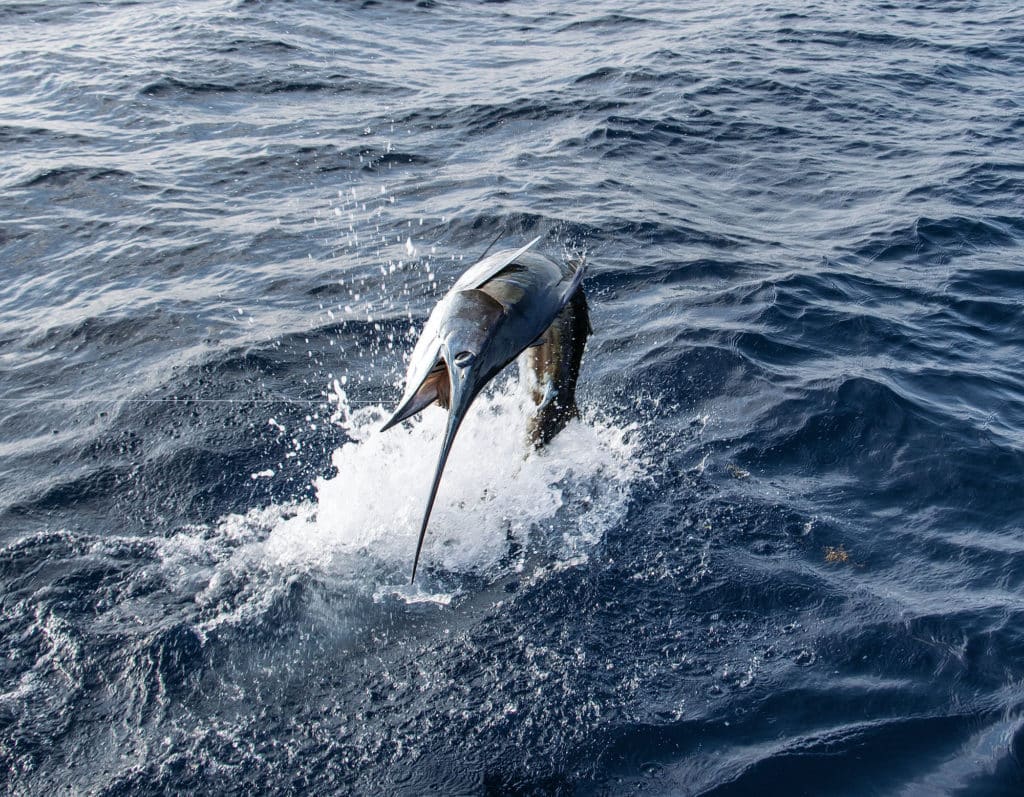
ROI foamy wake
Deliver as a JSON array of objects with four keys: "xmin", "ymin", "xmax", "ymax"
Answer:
[{"xmin": 159, "ymin": 380, "xmax": 642, "ymax": 622}]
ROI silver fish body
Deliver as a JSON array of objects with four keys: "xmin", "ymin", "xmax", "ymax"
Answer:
[
  {"xmin": 519, "ymin": 266, "xmax": 591, "ymax": 447},
  {"xmin": 381, "ymin": 237, "xmax": 589, "ymax": 581}
]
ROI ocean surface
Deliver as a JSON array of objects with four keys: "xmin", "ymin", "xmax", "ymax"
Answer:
[{"xmin": 2, "ymin": 1, "xmax": 1023, "ymax": 794}]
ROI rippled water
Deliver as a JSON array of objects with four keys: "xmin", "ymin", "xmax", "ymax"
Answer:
[{"xmin": 2, "ymin": 0, "xmax": 1024, "ymax": 793}]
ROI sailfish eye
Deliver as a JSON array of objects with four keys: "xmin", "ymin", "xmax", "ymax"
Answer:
[{"xmin": 454, "ymin": 351, "xmax": 475, "ymax": 367}]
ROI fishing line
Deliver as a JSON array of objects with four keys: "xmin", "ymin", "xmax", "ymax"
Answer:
[
  {"xmin": 0, "ymin": 398, "xmax": 380, "ymax": 404},
  {"xmin": 474, "ymin": 227, "xmax": 506, "ymax": 263}
]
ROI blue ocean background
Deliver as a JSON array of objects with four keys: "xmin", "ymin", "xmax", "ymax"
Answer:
[{"xmin": 2, "ymin": 1, "xmax": 1023, "ymax": 793}]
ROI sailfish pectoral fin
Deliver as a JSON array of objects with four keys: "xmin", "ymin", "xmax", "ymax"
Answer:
[{"xmin": 381, "ymin": 362, "xmax": 451, "ymax": 432}]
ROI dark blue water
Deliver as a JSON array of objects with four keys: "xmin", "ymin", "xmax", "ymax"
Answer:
[{"xmin": 3, "ymin": 1, "xmax": 1024, "ymax": 793}]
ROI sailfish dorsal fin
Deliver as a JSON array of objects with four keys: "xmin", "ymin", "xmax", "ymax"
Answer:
[{"xmin": 451, "ymin": 236, "xmax": 542, "ymax": 292}]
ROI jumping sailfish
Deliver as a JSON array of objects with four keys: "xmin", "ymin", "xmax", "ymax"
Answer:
[{"xmin": 381, "ymin": 237, "xmax": 590, "ymax": 582}]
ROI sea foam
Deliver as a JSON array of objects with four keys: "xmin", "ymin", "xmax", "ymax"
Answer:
[{"xmin": 160, "ymin": 380, "xmax": 642, "ymax": 619}]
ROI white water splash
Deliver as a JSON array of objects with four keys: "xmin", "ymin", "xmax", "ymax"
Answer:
[{"xmin": 160, "ymin": 380, "xmax": 641, "ymax": 620}]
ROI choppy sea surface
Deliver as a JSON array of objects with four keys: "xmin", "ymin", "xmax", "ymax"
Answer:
[{"xmin": 2, "ymin": 1, "xmax": 1024, "ymax": 794}]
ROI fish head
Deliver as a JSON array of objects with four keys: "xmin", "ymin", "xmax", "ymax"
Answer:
[
  {"xmin": 437, "ymin": 288, "xmax": 506, "ymax": 411},
  {"xmin": 379, "ymin": 288, "xmax": 509, "ymax": 583},
  {"xmin": 380, "ymin": 288, "xmax": 506, "ymax": 432}
]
